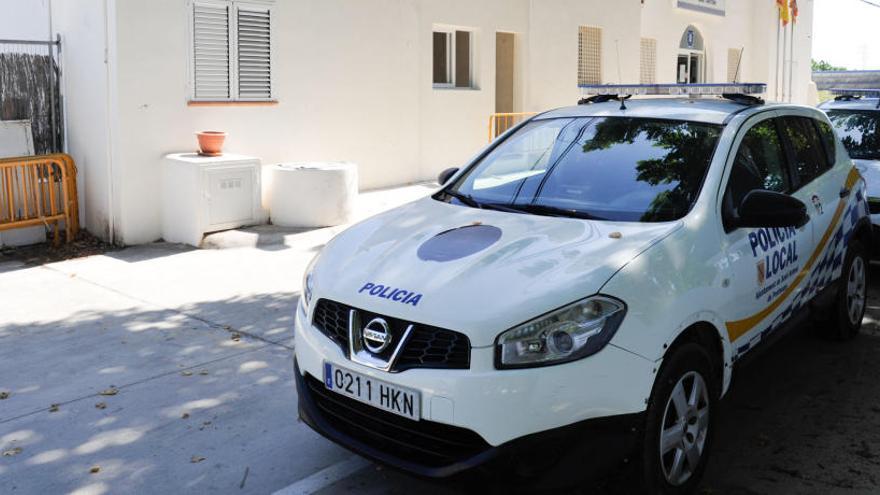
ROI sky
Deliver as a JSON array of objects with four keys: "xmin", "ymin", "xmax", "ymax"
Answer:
[{"xmin": 813, "ymin": 0, "xmax": 880, "ymax": 70}]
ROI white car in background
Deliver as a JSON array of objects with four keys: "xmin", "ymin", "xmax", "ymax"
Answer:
[
  {"xmin": 820, "ymin": 89, "xmax": 880, "ymax": 246},
  {"xmin": 294, "ymin": 84, "xmax": 871, "ymax": 494}
]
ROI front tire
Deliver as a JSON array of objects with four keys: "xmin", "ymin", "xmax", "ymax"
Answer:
[
  {"xmin": 825, "ymin": 240, "xmax": 867, "ymax": 340},
  {"xmin": 638, "ymin": 343, "xmax": 718, "ymax": 494}
]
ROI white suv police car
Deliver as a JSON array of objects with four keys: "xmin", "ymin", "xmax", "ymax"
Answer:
[
  {"xmin": 820, "ymin": 89, "xmax": 880, "ymax": 245},
  {"xmin": 294, "ymin": 84, "xmax": 871, "ymax": 493}
]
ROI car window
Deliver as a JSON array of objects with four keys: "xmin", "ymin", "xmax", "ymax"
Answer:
[
  {"xmin": 723, "ymin": 119, "xmax": 790, "ymax": 231},
  {"xmin": 444, "ymin": 117, "xmax": 722, "ymax": 222},
  {"xmin": 814, "ymin": 119, "xmax": 838, "ymax": 166},
  {"xmin": 781, "ymin": 116, "xmax": 831, "ymax": 188},
  {"xmin": 826, "ymin": 110, "xmax": 880, "ymax": 161}
]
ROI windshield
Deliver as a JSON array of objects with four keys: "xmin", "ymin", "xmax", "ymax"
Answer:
[
  {"xmin": 439, "ymin": 117, "xmax": 722, "ymax": 222},
  {"xmin": 827, "ymin": 110, "xmax": 880, "ymax": 160}
]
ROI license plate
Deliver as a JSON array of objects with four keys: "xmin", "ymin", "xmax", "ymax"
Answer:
[{"xmin": 323, "ymin": 362, "xmax": 420, "ymax": 420}]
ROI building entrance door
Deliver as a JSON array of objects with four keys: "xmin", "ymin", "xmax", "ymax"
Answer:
[
  {"xmin": 495, "ymin": 32, "xmax": 515, "ymax": 113},
  {"xmin": 677, "ymin": 52, "xmax": 704, "ymax": 83},
  {"xmin": 677, "ymin": 25, "xmax": 705, "ymax": 84}
]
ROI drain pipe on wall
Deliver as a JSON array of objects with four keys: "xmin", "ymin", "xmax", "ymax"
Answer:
[{"xmin": 103, "ymin": 0, "xmax": 118, "ymax": 245}]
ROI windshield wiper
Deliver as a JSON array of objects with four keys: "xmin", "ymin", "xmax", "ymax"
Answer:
[
  {"xmin": 515, "ymin": 204, "xmax": 607, "ymax": 220},
  {"xmin": 444, "ymin": 190, "xmax": 481, "ymax": 208},
  {"xmin": 444, "ymin": 191, "xmax": 526, "ymax": 214}
]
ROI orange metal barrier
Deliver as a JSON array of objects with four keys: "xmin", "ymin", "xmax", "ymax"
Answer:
[
  {"xmin": 0, "ymin": 153, "xmax": 79, "ymax": 245},
  {"xmin": 488, "ymin": 112, "xmax": 538, "ymax": 142}
]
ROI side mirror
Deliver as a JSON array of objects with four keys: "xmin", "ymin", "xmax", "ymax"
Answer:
[
  {"xmin": 737, "ymin": 190, "xmax": 809, "ymax": 229},
  {"xmin": 438, "ymin": 167, "xmax": 459, "ymax": 186}
]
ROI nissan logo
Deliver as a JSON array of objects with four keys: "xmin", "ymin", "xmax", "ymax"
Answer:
[{"xmin": 362, "ymin": 317, "xmax": 392, "ymax": 354}]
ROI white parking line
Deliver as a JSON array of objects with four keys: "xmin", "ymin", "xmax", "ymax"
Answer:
[{"xmin": 272, "ymin": 456, "xmax": 372, "ymax": 495}]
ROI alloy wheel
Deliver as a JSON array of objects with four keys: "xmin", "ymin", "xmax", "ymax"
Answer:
[
  {"xmin": 847, "ymin": 255, "xmax": 867, "ymax": 326},
  {"xmin": 659, "ymin": 371, "xmax": 710, "ymax": 486}
]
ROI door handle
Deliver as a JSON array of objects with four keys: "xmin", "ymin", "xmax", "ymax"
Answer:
[{"xmin": 840, "ymin": 187, "xmax": 851, "ymax": 198}]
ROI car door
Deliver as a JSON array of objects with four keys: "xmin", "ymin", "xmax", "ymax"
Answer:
[
  {"xmin": 718, "ymin": 114, "xmax": 815, "ymax": 359},
  {"xmin": 780, "ymin": 116, "xmax": 838, "ymax": 247},
  {"xmin": 780, "ymin": 115, "xmax": 857, "ymax": 297}
]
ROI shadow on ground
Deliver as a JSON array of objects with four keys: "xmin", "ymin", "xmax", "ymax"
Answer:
[
  {"xmin": 321, "ymin": 266, "xmax": 880, "ymax": 495},
  {"xmin": 0, "ymin": 292, "xmax": 346, "ymax": 495}
]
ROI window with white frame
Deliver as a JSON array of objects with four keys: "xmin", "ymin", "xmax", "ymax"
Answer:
[
  {"xmin": 191, "ymin": 0, "xmax": 274, "ymax": 102},
  {"xmin": 577, "ymin": 26, "xmax": 602, "ymax": 86},
  {"xmin": 433, "ymin": 27, "xmax": 474, "ymax": 89}
]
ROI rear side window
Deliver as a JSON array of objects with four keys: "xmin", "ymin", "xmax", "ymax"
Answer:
[
  {"xmin": 826, "ymin": 110, "xmax": 880, "ymax": 161},
  {"xmin": 815, "ymin": 119, "xmax": 838, "ymax": 166},
  {"xmin": 781, "ymin": 117, "xmax": 831, "ymax": 188},
  {"xmin": 723, "ymin": 119, "xmax": 790, "ymax": 230}
]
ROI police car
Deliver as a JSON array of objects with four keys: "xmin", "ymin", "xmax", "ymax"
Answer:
[
  {"xmin": 294, "ymin": 83, "xmax": 871, "ymax": 493},
  {"xmin": 820, "ymin": 89, "xmax": 880, "ymax": 245}
]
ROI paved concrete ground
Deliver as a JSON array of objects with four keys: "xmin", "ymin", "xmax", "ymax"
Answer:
[{"xmin": 3, "ymin": 182, "xmax": 880, "ymax": 494}]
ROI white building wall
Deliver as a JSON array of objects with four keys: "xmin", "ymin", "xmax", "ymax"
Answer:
[
  {"xmin": 416, "ymin": 0, "xmax": 531, "ymax": 181},
  {"xmin": 50, "ymin": 0, "xmax": 117, "ymax": 240},
  {"xmin": 111, "ymin": 0, "xmax": 423, "ymax": 244},
  {"xmin": 640, "ymin": 0, "xmax": 814, "ymax": 103},
  {"xmin": 51, "ymin": 0, "xmax": 815, "ymax": 245},
  {"xmin": 527, "ymin": 0, "xmax": 642, "ymax": 112}
]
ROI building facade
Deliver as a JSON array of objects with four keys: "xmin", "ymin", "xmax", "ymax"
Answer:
[{"xmin": 51, "ymin": 0, "xmax": 814, "ymax": 245}]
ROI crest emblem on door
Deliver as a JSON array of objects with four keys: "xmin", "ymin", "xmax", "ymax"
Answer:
[
  {"xmin": 757, "ymin": 260, "xmax": 766, "ymax": 287},
  {"xmin": 811, "ymin": 195, "xmax": 824, "ymax": 215}
]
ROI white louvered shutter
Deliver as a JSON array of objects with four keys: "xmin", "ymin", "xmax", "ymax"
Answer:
[
  {"xmin": 193, "ymin": 2, "xmax": 232, "ymax": 100},
  {"xmin": 236, "ymin": 6, "xmax": 272, "ymax": 100}
]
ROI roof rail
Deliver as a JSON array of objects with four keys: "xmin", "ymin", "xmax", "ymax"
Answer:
[
  {"xmin": 720, "ymin": 93, "xmax": 765, "ymax": 106},
  {"xmin": 578, "ymin": 94, "xmax": 631, "ymax": 110}
]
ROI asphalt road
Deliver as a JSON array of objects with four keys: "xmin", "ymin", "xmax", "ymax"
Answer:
[
  {"xmin": 3, "ymin": 239, "xmax": 880, "ymax": 495},
  {"xmin": 315, "ymin": 264, "xmax": 880, "ymax": 495}
]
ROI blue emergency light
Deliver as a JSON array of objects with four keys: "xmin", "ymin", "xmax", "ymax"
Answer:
[
  {"xmin": 578, "ymin": 83, "xmax": 767, "ymax": 96},
  {"xmin": 830, "ymin": 88, "xmax": 880, "ymax": 108},
  {"xmin": 830, "ymin": 88, "xmax": 880, "ymax": 98}
]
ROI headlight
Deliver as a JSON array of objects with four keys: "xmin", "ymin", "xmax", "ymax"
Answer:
[
  {"xmin": 496, "ymin": 296, "xmax": 626, "ymax": 369},
  {"xmin": 301, "ymin": 254, "xmax": 319, "ymax": 316}
]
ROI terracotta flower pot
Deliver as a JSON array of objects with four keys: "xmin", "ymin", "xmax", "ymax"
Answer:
[{"xmin": 196, "ymin": 131, "xmax": 227, "ymax": 156}]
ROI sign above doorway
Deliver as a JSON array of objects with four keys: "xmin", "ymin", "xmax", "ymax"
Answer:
[{"xmin": 677, "ymin": 0, "xmax": 725, "ymax": 16}]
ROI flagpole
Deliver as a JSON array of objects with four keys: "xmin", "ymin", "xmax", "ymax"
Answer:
[
  {"xmin": 781, "ymin": 21, "xmax": 787, "ymax": 102},
  {"xmin": 783, "ymin": 22, "xmax": 788, "ymax": 102},
  {"xmin": 776, "ymin": 11, "xmax": 783, "ymax": 100},
  {"xmin": 789, "ymin": 21, "xmax": 796, "ymax": 102}
]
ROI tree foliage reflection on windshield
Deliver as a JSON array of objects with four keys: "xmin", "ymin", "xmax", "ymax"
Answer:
[{"xmin": 444, "ymin": 117, "xmax": 722, "ymax": 222}]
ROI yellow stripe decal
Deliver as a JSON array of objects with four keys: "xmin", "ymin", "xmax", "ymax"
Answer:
[{"xmin": 725, "ymin": 167, "xmax": 861, "ymax": 342}]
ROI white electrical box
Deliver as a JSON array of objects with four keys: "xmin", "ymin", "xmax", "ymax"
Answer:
[{"xmin": 162, "ymin": 153, "xmax": 262, "ymax": 247}]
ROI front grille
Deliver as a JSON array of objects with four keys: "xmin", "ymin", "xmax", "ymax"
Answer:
[
  {"xmin": 396, "ymin": 326, "xmax": 471, "ymax": 371},
  {"xmin": 311, "ymin": 299, "xmax": 471, "ymax": 371},
  {"xmin": 305, "ymin": 375, "xmax": 490, "ymax": 467},
  {"xmin": 312, "ymin": 299, "xmax": 350, "ymax": 348}
]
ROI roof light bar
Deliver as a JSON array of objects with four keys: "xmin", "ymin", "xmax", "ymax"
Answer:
[
  {"xmin": 830, "ymin": 88, "xmax": 880, "ymax": 98},
  {"xmin": 578, "ymin": 83, "xmax": 767, "ymax": 96}
]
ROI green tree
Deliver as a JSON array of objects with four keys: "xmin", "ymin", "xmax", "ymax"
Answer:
[{"xmin": 812, "ymin": 59, "xmax": 847, "ymax": 71}]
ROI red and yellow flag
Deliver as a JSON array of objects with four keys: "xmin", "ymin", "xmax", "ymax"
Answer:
[
  {"xmin": 790, "ymin": 0, "xmax": 799, "ymax": 24},
  {"xmin": 777, "ymin": 0, "xmax": 791, "ymax": 25}
]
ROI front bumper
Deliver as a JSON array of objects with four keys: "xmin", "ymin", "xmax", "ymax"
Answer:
[
  {"xmin": 296, "ymin": 360, "xmax": 644, "ymax": 485},
  {"xmin": 293, "ymin": 302, "xmax": 654, "ymax": 483}
]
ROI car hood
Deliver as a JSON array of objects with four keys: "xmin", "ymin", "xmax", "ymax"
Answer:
[
  {"xmin": 311, "ymin": 197, "xmax": 681, "ymax": 347},
  {"xmin": 854, "ymin": 159, "xmax": 880, "ymax": 195}
]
